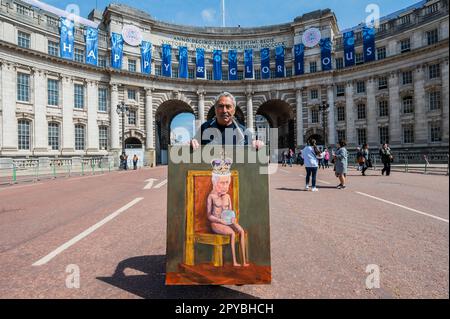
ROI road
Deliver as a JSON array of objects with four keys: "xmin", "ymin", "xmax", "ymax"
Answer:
[{"xmin": 0, "ymin": 165, "xmax": 448, "ymax": 298}]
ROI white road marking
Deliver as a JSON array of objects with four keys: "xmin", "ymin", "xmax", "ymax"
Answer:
[
  {"xmin": 355, "ymin": 191, "xmax": 449, "ymax": 224},
  {"xmin": 280, "ymin": 169, "xmax": 290, "ymax": 173},
  {"xmin": 143, "ymin": 178, "xmax": 158, "ymax": 190},
  {"xmin": 32, "ymin": 197, "xmax": 144, "ymax": 266},
  {"xmin": 153, "ymin": 179, "xmax": 168, "ymax": 189},
  {"xmin": 298, "ymin": 174, "xmax": 331, "ymax": 185}
]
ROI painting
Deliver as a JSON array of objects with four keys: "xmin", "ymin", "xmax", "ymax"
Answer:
[{"xmin": 165, "ymin": 146, "xmax": 271, "ymax": 285}]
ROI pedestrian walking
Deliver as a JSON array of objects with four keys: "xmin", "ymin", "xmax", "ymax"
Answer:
[
  {"xmin": 282, "ymin": 150, "xmax": 288, "ymax": 167},
  {"xmin": 301, "ymin": 139, "xmax": 321, "ymax": 192},
  {"xmin": 324, "ymin": 148, "xmax": 330, "ymax": 168},
  {"xmin": 379, "ymin": 143, "xmax": 393, "ymax": 176},
  {"xmin": 361, "ymin": 143, "xmax": 370, "ymax": 176},
  {"xmin": 334, "ymin": 140, "xmax": 348, "ymax": 189},
  {"xmin": 133, "ymin": 154, "xmax": 139, "ymax": 170},
  {"xmin": 289, "ymin": 148, "xmax": 294, "ymax": 167}
]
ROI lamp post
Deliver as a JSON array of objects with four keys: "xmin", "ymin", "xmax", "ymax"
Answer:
[
  {"xmin": 319, "ymin": 101, "xmax": 329, "ymax": 147},
  {"xmin": 116, "ymin": 101, "xmax": 129, "ymax": 154}
]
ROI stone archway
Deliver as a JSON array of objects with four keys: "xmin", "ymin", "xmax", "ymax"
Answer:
[
  {"xmin": 305, "ymin": 128, "xmax": 326, "ymax": 146},
  {"xmin": 206, "ymin": 106, "xmax": 246, "ymax": 126},
  {"xmin": 155, "ymin": 99, "xmax": 194, "ymax": 165}
]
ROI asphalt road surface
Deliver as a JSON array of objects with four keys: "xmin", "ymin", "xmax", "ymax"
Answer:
[{"xmin": 0, "ymin": 165, "xmax": 448, "ymax": 298}]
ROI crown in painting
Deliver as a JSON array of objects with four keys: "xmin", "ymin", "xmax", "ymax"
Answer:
[{"xmin": 211, "ymin": 156, "xmax": 232, "ymax": 176}]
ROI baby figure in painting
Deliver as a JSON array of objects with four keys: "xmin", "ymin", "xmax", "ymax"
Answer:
[{"xmin": 207, "ymin": 158, "xmax": 249, "ymax": 267}]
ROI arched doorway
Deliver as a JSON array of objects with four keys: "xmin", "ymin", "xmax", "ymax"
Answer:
[
  {"xmin": 156, "ymin": 100, "xmax": 194, "ymax": 165},
  {"xmin": 206, "ymin": 106, "xmax": 246, "ymax": 126},
  {"xmin": 305, "ymin": 128, "xmax": 325, "ymax": 147},
  {"xmin": 170, "ymin": 113, "xmax": 195, "ymax": 145},
  {"xmin": 124, "ymin": 136, "xmax": 144, "ymax": 168},
  {"xmin": 256, "ymin": 100, "xmax": 294, "ymax": 162}
]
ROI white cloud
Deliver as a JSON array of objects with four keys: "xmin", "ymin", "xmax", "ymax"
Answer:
[{"xmin": 201, "ymin": 8, "xmax": 216, "ymax": 23}]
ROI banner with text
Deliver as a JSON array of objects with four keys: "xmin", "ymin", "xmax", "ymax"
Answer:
[
  {"xmin": 228, "ymin": 50, "xmax": 238, "ymax": 81},
  {"xmin": 85, "ymin": 27, "xmax": 98, "ymax": 66},
  {"xmin": 141, "ymin": 41, "xmax": 152, "ymax": 75},
  {"xmin": 320, "ymin": 38, "xmax": 332, "ymax": 71},
  {"xmin": 343, "ymin": 31, "xmax": 355, "ymax": 67},
  {"xmin": 244, "ymin": 49, "xmax": 254, "ymax": 79},
  {"xmin": 110, "ymin": 33, "xmax": 123, "ymax": 69},
  {"xmin": 363, "ymin": 26, "xmax": 376, "ymax": 63},
  {"xmin": 60, "ymin": 17, "xmax": 74, "ymax": 60},
  {"xmin": 260, "ymin": 48, "xmax": 270, "ymax": 79},
  {"xmin": 196, "ymin": 48, "xmax": 205, "ymax": 79},
  {"xmin": 178, "ymin": 46, "xmax": 188, "ymax": 79},
  {"xmin": 213, "ymin": 50, "xmax": 222, "ymax": 80},
  {"xmin": 294, "ymin": 44, "xmax": 305, "ymax": 75},
  {"xmin": 162, "ymin": 44, "xmax": 172, "ymax": 77},
  {"xmin": 275, "ymin": 46, "xmax": 285, "ymax": 78}
]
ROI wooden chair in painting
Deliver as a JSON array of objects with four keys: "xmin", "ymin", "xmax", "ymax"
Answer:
[{"xmin": 184, "ymin": 170, "xmax": 248, "ymax": 267}]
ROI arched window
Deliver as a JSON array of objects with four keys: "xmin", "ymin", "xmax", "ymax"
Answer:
[
  {"xmin": 48, "ymin": 122, "xmax": 60, "ymax": 150},
  {"xmin": 18, "ymin": 119, "xmax": 31, "ymax": 150}
]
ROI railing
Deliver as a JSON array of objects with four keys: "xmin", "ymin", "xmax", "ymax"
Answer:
[
  {"xmin": 348, "ymin": 151, "xmax": 449, "ymax": 175},
  {"xmin": 0, "ymin": 156, "xmax": 116, "ymax": 185}
]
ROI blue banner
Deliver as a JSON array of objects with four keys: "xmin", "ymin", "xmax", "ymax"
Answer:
[
  {"xmin": 162, "ymin": 44, "xmax": 172, "ymax": 77},
  {"xmin": 320, "ymin": 38, "xmax": 332, "ymax": 71},
  {"xmin": 196, "ymin": 48, "xmax": 205, "ymax": 79},
  {"xmin": 213, "ymin": 50, "xmax": 222, "ymax": 81},
  {"xmin": 343, "ymin": 31, "xmax": 355, "ymax": 67},
  {"xmin": 178, "ymin": 46, "xmax": 188, "ymax": 79},
  {"xmin": 60, "ymin": 18, "xmax": 74, "ymax": 60},
  {"xmin": 110, "ymin": 33, "xmax": 123, "ymax": 69},
  {"xmin": 141, "ymin": 41, "xmax": 152, "ymax": 75},
  {"xmin": 363, "ymin": 26, "xmax": 376, "ymax": 62},
  {"xmin": 244, "ymin": 49, "xmax": 253, "ymax": 79},
  {"xmin": 228, "ymin": 50, "xmax": 238, "ymax": 81},
  {"xmin": 260, "ymin": 48, "xmax": 270, "ymax": 79},
  {"xmin": 275, "ymin": 46, "xmax": 285, "ymax": 78},
  {"xmin": 85, "ymin": 27, "xmax": 98, "ymax": 66},
  {"xmin": 294, "ymin": 44, "xmax": 305, "ymax": 76}
]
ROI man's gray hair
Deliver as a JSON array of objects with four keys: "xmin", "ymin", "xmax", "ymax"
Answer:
[{"xmin": 214, "ymin": 92, "xmax": 236, "ymax": 109}]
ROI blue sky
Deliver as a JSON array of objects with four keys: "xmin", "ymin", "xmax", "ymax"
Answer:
[{"xmin": 44, "ymin": 0, "xmax": 420, "ymax": 30}]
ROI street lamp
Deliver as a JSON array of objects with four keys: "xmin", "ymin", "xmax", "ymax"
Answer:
[
  {"xmin": 319, "ymin": 101, "xmax": 329, "ymax": 147},
  {"xmin": 116, "ymin": 101, "xmax": 129, "ymax": 154}
]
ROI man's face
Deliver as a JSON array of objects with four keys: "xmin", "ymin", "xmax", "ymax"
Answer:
[
  {"xmin": 215, "ymin": 96, "xmax": 235, "ymax": 126},
  {"xmin": 214, "ymin": 175, "xmax": 231, "ymax": 195}
]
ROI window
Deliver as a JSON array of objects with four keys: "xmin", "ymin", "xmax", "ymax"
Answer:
[
  {"xmin": 378, "ymin": 77, "xmax": 388, "ymax": 90},
  {"xmin": 255, "ymin": 69, "xmax": 261, "ymax": 80},
  {"xmin": 206, "ymin": 70, "xmax": 213, "ymax": 80},
  {"xmin": 427, "ymin": 29, "xmax": 439, "ymax": 45},
  {"xmin": 379, "ymin": 126, "xmax": 389, "ymax": 144},
  {"xmin": 173, "ymin": 67, "xmax": 179, "ymax": 78},
  {"xmin": 99, "ymin": 126, "xmax": 108, "ymax": 150},
  {"xmin": 378, "ymin": 23, "xmax": 387, "ymax": 33},
  {"xmin": 74, "ymin": 124, "xmax": 85, "ymax": 150},
  {"xmin": 286, "ymin": 67, "xmax": 292, "ymax": 77},
  {"xmin": 357, "ymin": 128, "xmax": 367, "ymax": 146},
  {"xmin": 311, "ymin": 109, "xmax": 319, "ymax": 123},
  {"xmin": 188, "ymin": 68, "xmax": 195, "ymax": 79},
  {"xmin": 74, "ymin": 48, "xmax": 84, "ymax": 63},
  {"xmin": 379, "ymin": 100, "xmax": 389, "ymax": 117},
  {"xmin": 426, "ymin": 3, "xmax": 439, "ymax": 15},
  {"xmin": 16, "ymin": 4, "xmax": 33, "ymax": 17},
  {"xmin": 430, "ymin": 123, "xmax": 442, "ymax": 142},
  {"xmin": 309, "ymin": 61, "xmax": 317, "ymax": 73},
  {"xmin": 337, "ymin": 130, "xmax": 346, "ymax": 142},
  {"xmin": 18, "ymin": 119, "xmax": 30, "ymax": 150},
  {"xmin": 355, "ymin": 52, "xmax": 364, "ymax": 65},
  {"xmin": 74, "ymin": 84, "xmax": 84, "ymax": 109},
  {"xmin": 356, "ymin": 81, "xmax": 366, "ymax": 93},
  {"xmin": 402, "ymin": 125, "xmax": 414, "ymax": 144},
  {"xmin": 377, "ymin": 47, "xmax": 386, "ymax": 60},
  {"xmin": 98, "ymin": 55, "xmax": 107, "ymax": 67},
  {"xmin": 17, "ymin": 73, "xmax": 30, "ymax": 102},
  {"xmin": 429, "ymin": 91, "xmax": 441, "ymax": 111},
  {"xmin": 128, "ymin": 110, "xmax": 137, "ymax": 125},
  {"xmin": 128, "ymin": 59, "xmax": 137, "ymax": 72},
  {"xmin": 400, "ymin": 39, "xmax": 411, "ymax": 53},
  {"xmin": 310, "ymin": 89, "xmax": 318, "ymax": 100},
  {"xmin": 47, "ymin": 79, "xmax": 59, "ymax": 106},
  {"xmin": 335, "ymin": 58, "xmax": 344, "ymax": 70},
  {"xmin": 48, "ymin": 122, "xmax": 60, "ymax": 150},
  {"xmin": 98, "ymin": 88, "xmax": 108, "ymax": 112},
  {"xmin": 357, "ymin": 104, "xmax": 366, "ymax": 120},
  {"xmin": 400, "ymin": 15, "xmax": 411, "ymax": 25},
  {"xmin": 270, "ymin": 69, "xmax": 276, "ymax": 79},
  {"xmin": 237, "ymin": 70, "xmax": 244, "ymax": 80},
  {"xmin": 402, "ymin": 71, "xmax": 413, "ymax": 85},
  {"xmin": 155, "ymin": 64, "xmax": 162, "ymax": 76},
  {"xmin": 336, "ymin": 85, "xmax": 345, "ymax": 97},
  {"xmin": 403, "ymin": 96, "xmax": 414, "ymax": 114},
  {"xmin": 18, "ymin": 31, "xmax": 30, "ymax": 49},
  {"xmin": 337, "ymin": 106, "xmax": 346, "ymax": 122},
  {"xmin": 429, "ymin": 64, "xmax": 440, "ymax": 79},
  {"xmin": 128, "ymin": 89, "xmax": 136, "ymax": 101},
  {"xmin": 48, "ymin": 40, "xmax": 59, "ymax": 56}
]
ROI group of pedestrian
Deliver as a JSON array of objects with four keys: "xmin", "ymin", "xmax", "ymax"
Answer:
[
  {"xmin": 281, "ymin": 148, "xmax": 296, "ymax": 167},
  {"xmin": 119, "ymin": 152, "xmax": 139, "ymax": 170},
  {"xmin": 356, "ymin": 143, "xmax": 393, "ymax": 176}
]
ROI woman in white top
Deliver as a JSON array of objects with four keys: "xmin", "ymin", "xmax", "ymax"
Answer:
[{"xmin": 301, "ymin": 139, "xmax": 320, "ymax": 192}]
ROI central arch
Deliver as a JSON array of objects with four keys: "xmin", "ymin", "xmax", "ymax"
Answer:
[
  {"xmin": 155, "ymin": 99, "xmax": 194, "ymax": 165},
  {"xmin": 206, "ymin": 105, "xmax": 246, "ymax": 126}
]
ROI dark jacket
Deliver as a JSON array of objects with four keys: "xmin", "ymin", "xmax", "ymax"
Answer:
[{"xmin": 196, "ymin": 118, "xmax": 249, "ymax": 145}]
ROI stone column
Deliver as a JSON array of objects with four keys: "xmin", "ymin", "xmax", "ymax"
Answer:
[
  {"xmin": 33, "ymin": 68, "xmax": 48, "ymax": 154},
  {"xmin": 61, "ymin": 75, "xmax": 74, "ymax": 154},
  {"xmin": 246, "ymin": 91, "xmax": 254, "ymax": 132},
  {"xmin": 296, "ymin": 89, "xmax": 304, "ymax": 147},
  {"xmin": 86, "ymin": 80, "xmax": 99, "ymax": 153},
  {"xmin": 110, "ymin": 83, "xmax": 120, "ymax": 151},
  {"xmin": 0, "ymin": 62, "xmax": 18, "ymax": 153},
  {"xmin": 327, "ymin": 85, "xmax": 336, "ymax": 146},
  {"xmin": 345, "ymin": 81, "xmax": 356, "ymax": 146},
  {"xmin": 144, "ymin": 87, "xmax": 155, "ymax": 167},
  {"xmin": 414, "ymin": 65, "xmax": 427, "ymax": 145},
  {"xmin": 442, "ymin": 59, "xmax": 449, "ymax": 144},
  {"xmin": 197, "ymin": 89, "xmax": 205, "ymax": 124},
  {"xmin": 388, "ymin": 72, "xmax": 401, "ymax": 146},
  {"xmin": 366, "ymin": 78, "xmax": 378, "ymax": 146}
]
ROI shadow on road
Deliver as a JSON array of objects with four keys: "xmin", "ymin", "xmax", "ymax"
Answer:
[
  {"xmin": 275, "ymin": 188, "xmax": 305, "ymax": 192},
  {"xmin": 97, "ymin": 255, "xmax": 259, "ymax": 299}
]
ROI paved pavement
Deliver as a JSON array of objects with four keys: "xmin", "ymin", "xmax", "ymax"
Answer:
[{"xmin": 0, "ymin": 165, "xmax": 448, "ymax": 299}]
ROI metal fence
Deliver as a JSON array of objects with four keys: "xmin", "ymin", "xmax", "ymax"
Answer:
[{"xmin": 0, "ymin": 156, "xmax": 116, "ymax": 185}]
